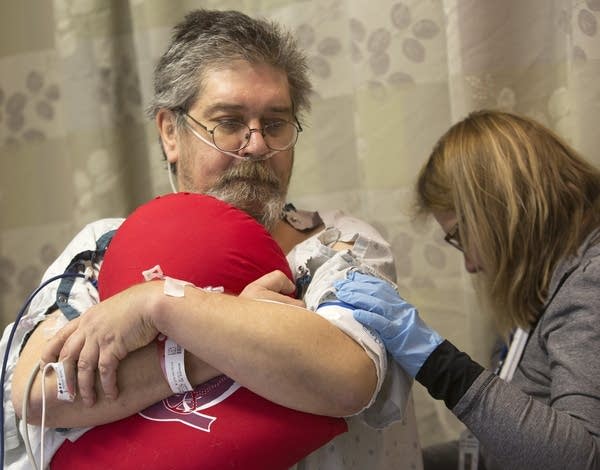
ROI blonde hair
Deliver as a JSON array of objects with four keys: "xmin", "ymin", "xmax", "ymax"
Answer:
[{"xmin": 416, "ymin": 110, "xmax": 600, "ymax": 333}]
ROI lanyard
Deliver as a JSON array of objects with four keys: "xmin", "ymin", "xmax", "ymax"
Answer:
[{"xmin": 498, "ymin": 328, "xmax": 529, "ymax": 381}]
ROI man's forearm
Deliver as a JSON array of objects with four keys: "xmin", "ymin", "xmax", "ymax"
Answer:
[
  {"xmin": 20, "ymin": 280, "xmax": 377, "ymax": 427},
  {"xmin": 150, "ymin": 284, "xmax": 378, "ymax": 416}
]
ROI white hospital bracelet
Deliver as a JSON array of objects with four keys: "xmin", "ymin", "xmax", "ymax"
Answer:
[{"xmin": 156, "ymin": 334, "xmax": 194, "ymax": 394}]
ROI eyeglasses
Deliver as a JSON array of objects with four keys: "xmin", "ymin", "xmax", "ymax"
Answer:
[
  {"xmin": 184, "ymin": 113, "xmax": 302, "ymax": 152},
  {"xmin": 444, "ymin": 223, "xmax": 463, "ymax": 252}
]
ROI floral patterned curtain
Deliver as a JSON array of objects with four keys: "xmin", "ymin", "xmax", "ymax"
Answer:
[{"xmin": 1, "ymin": 0, "xmax": 599, "ymax": 449}]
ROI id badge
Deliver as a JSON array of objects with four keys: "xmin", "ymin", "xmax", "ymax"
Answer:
[{"xmin": 458, "ymin": 429, "xmax": 479, "ymax": 470}]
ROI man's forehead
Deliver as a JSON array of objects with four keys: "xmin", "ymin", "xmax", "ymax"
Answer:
[{"xmin": 194, "ymin": 62, "xmax": 293, "ymax": 114}]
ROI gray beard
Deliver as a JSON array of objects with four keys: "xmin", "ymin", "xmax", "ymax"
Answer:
[{"xmin": 205, "ymin": 162, "xmax": 287, "ymax": 232}]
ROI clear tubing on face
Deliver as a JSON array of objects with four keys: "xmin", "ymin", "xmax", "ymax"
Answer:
[
  {"xmin": 185, "ymin": 123, "xmax": 279, "ymax": 161},
  {"xmin": 167, "ymin": 161, "xmax": 178, "ymax": 193}
]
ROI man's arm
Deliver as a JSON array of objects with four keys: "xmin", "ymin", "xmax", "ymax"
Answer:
[
  {"xmin": 148, "ymin": 281, "xmax": 377, "ymax": 416},
  {"xmin": 16, "ymin": 278, "xmax": 377, "ymax": 427}
]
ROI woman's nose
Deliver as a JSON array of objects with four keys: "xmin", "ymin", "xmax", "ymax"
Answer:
[{"xmin": 463, "ymin": 254, "xmax": 482, "ymax": 273}]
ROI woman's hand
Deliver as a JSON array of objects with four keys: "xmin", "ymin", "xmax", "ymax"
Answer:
[
  {"xmin": 240, "ymin": 270, "xmax": 306, "ymax": 308},
  {"xmin": 41, "ymin": 282, "xmax": 161, "ymax": 406},
  {"xmin": 335, "ymin": 271, "xmax": 443, "ymax": 377}
]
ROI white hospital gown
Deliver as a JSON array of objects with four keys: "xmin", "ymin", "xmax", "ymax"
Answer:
[{"xmin": 1, "ymin": 209, "xmax": 423, "ymax": 469}]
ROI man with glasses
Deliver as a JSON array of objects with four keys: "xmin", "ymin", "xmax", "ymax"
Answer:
[{"xmin": 5, "ymin": 9, "xmax": 419, "ymax": 470}]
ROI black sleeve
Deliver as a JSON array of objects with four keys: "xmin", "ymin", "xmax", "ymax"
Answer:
[{"xmin": 415, "ymin": 340, "xmax": 485, "ymax": 409}]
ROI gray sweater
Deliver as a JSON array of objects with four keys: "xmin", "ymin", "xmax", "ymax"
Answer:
[{"xmin": 420, "ymin": 229, "xmax": 600, "ymax": 469}]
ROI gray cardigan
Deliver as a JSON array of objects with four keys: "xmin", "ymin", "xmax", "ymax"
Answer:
[{"xmin": 454, "ymin": 229, "xmax": 600, "ymax": 469}]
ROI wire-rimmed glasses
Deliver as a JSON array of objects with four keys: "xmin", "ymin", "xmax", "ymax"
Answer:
[{"xmin": 184, "ymin": 113, "xmax": 302, "ymax": 152}]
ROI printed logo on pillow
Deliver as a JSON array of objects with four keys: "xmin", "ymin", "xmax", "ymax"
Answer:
[{"xmin": 140, "ymin": 375, "xmax": 240, "ymax": 431}]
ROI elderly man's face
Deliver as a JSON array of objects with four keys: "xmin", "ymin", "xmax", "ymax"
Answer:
[{"xmin": 160, "ymin": 60, "xmax": 296, "ymax": 230}]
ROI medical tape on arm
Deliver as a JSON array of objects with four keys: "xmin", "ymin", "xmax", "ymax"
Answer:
[
  {"xmin": 143, "ymin": 266, "xmax": 192, "ymax": 393},
  {"xmin": 143, "ymin": 264, "xmax": 223, "ymax": 394}
]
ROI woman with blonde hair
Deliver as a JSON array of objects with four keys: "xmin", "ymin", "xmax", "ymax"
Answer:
[{"xmin": 335, "ymin": 110, "xmax": 600, "ymax": 469}]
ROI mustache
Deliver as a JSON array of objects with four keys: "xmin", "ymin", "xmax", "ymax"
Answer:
[{"xmin": 212, "ymin": 161, "xmax": 281, "ymax": 189}]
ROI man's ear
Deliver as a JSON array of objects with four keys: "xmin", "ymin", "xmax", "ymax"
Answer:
[{"xmin": 156, "ymin": 109, "xmax": 179, "ymax": 164}]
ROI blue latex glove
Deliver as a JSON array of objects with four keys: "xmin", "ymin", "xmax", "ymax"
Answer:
[{"xmin": 335, "ymin": 271, "xmax": 443, "ymax": 377}]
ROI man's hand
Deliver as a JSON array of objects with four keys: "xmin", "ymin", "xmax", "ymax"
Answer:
[
  {"xmin": 240, "ymin": 270, "xmax": 305, "ymax": 308},
  {"xmin": 41, "ymin": 282, "xmax": 161, "ymax": 406}
]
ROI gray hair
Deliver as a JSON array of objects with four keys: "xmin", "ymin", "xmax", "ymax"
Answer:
[{"xmin": 147, "ymin": 9, "xmax": 312, "ymax": 124}]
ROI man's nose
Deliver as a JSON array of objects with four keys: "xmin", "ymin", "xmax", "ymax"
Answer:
[{"xmin": 239, "ymin": 127, "xmax": 270, "ymax": 158}]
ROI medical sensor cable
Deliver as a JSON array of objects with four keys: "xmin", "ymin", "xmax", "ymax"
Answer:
[{"xmin": 0, "ymin": 272, "xmax": 86, "ymax": 468}]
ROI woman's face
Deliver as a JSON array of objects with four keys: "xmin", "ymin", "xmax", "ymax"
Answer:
[{"xmin": 433, "ymin": 210, "xmax": 483, "ymax": 273}]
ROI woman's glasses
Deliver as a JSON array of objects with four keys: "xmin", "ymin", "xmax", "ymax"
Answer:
[{"xmin": 444, "ymin": 223, "xmax": 463, "ymax": 252}]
